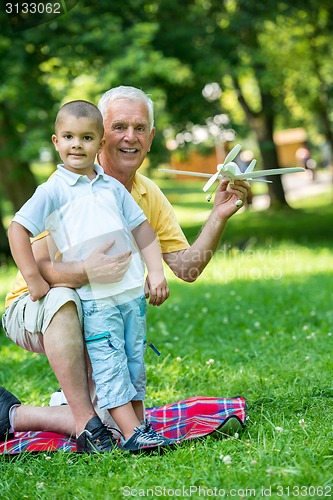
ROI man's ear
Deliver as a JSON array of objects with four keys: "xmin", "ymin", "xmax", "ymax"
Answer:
[
  {"xmin": 147, "ymin": 127, "xmax": 156, "ymax": 153},
  {"xmin": 51, "ymin": 134, "xmax": 59, "ymax": 150}
]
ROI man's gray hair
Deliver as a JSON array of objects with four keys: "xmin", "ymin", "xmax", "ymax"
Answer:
[{"xmin": 98, "ymin": 86, "xmax": 154, "ymax": 131}]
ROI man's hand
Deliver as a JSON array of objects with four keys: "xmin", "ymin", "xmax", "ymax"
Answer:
[
  {"xmin": 84, "ymin": 241, "xmax": 132, "ymax": 284},
  {"xmin": 213, "ymin": 179, "xmax": 251, "ymax": 218},
  {"xmin": 144, "ymin": 272, "xmax": 170, "ymax": 306}
]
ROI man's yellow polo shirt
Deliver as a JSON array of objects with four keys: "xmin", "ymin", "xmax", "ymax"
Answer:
[
  {"xmin": 5, "ymin": 172, "xmax": 189, "ymax": 308},
  {"xmin": 131, "ymin": 173, "xmax": 189, "ymax": 254}
]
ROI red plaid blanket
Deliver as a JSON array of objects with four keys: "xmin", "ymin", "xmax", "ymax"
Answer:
[{"xmin": 0, "ymin": 396, "xmax": 246, "ymax": 454}]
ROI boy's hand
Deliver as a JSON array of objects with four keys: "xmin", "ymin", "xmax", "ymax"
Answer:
[
  {"xmin": 28, "ymin": 275, "xmax": 50, "ymax": 302},
  {"xmin": 145, "ymin": 273, "xmax": 169, "ymax": 306}
]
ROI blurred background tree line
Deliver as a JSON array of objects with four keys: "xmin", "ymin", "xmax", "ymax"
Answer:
[{"xmin": 1, "ymin": 0, "xmax": 333, "ymax": 258}]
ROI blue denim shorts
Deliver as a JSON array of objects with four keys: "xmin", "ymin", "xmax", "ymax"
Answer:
[{"xmin": 82, "ymin": 295, "xmax": 147, "ymax": 410}]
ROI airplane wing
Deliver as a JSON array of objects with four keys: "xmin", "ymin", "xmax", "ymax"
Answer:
[
  {"xmin": 232, "ymin": 167, "xmax": 305, "ymax": 180},
  {"xmin": 159, "ymin": 168, "xmax": 212, "ymax": 178},
  {"xmin": 160, "ymin": 166, "xmax": 305, "ymax": 182}
]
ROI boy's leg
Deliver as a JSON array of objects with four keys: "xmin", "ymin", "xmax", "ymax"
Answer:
[
  {"xmin": 109, "ymin": 402, "xmax": 141, "ymax": 440},
  {"xmin": 116, "ymin": 296, "xmax": 148, "ymax": 432},
  {"xmin": 81, "ymin": 295, "xmax": 173, "ymax": 451},
  {"xmin": 119, "ymin": 296, "xmax": 174, "ymax": 448},
  {"xmin": 82, "ymin": 298, "xmax": 137, "ymax": 414},
  {"xmin": 121, "ymin": 295, "xmax": 147, "ymax": 416},
  {"xmin": 132, "ymin": 400, "xmax": 144, "ymax": 422}
]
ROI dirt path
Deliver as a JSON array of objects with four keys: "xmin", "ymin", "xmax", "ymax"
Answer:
[{"xmin": 252, "ymin": 168, "xmax": 333, "ymax": 210}]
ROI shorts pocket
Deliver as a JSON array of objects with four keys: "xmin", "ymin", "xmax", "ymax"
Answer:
[{"xmin": 85, "ymin": 331, "xmax": 121, "ymax": 350}]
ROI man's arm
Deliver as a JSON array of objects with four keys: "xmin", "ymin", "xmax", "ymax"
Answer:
[
  {"xmin": 163, "ymin": 179, "xmax": 250, "ymax": 282},
  {"xmin": 33, "ymin": 235, "xmax": 132, "ymax": 288},
  {"xmin": 34, "ymin": 177, "xmax": 249, "ymax": 287}
]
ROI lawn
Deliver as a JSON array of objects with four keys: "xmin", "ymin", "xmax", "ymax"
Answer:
[{"xmin": 0, "ymin": 177, "xmax": 332, "ymax": 499}]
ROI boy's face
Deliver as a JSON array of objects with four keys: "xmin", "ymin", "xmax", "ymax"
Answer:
[{"xmin": 52, "ymin": 115, "xmax": 104, "ymax": 176}]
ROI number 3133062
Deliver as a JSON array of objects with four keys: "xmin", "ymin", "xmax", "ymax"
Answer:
[{"xmin": 6, "ymin": 3, "xmax": 62, "ymax": 14}]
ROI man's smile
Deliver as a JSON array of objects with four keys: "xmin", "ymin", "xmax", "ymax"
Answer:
[{"xmin": 119, "ymin": 148, "xmax": 138, "ymax": 154}]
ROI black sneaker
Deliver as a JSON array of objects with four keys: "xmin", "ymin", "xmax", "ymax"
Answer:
[
  {"xmin": 0, "ymin": 386, "xmax": 21, "ymax": 441},
  {"xmin": 76, "ymin": 416, "xmax": 118, "ymax": 453},
  {"xmin": 218, "ymin": 416, "xmax": 243, "ymax": 436},
  {"xmin": 120, "ymin": 420, "xmax": 174, "ymax": 451}
]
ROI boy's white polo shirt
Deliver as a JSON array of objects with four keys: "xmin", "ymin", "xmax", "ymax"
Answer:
[{"xmin": 13, "ymin": 164, "xmax": 147, "ymax": 300}]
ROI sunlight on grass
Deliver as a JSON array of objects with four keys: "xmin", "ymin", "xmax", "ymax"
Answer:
[
  {"xmin": 291, "ymin": 189, "xmax": 333, "ymax": 208},
  {"xmin": 171, "ymin": 206, "xmax": 211, "ymax": 225},
  {"xmin": 166, "ymin": 244, "xmax": 333, "ymax": 285}
]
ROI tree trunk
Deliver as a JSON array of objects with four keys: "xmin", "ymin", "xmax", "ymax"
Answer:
[
  {"xmin": 251, "ymin": 116, "xmax": 288, "ymax": 208},
  {"xmin": 233, "ymin": 78, "xmax": 289, "ymax": 208},
  {"xmin": 317, "ymin": 91, "xmax": 333, "ymax": 158}
]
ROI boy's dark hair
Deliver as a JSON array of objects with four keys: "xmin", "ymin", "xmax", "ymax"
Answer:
[{"xmin": 55, "ymin": 100, "xmax": 104, "ymax": 136}]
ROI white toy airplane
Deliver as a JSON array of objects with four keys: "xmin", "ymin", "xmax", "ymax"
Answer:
[{"xmin": 160, "ymin": 143, "xmax": 305, "ymax": 202}]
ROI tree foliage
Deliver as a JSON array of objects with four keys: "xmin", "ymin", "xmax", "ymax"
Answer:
[{"xmin": 1, "ymin": 0, "xmax": 333, "ymax": 257}]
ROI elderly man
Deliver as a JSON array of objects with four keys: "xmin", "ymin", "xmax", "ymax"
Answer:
[{"xmin": 1, "ymin": 86, "xmax": 249, "ymax": 453}]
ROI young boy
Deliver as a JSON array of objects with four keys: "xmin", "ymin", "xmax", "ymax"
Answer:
[{"xmin": 8, "ymin": 100, "xmax": 172, "ymax": 451}]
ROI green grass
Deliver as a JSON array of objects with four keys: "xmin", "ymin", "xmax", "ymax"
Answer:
[
  {"xmin": 1, "ymin": 247, "xmax": 333, "ymax": 498},
  {"xmin": 1, "ymin": 178, "xmax": 333, "ymax": 498}
]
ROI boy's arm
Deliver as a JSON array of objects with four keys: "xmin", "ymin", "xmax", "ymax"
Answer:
[
  {"xmin": 132, "ymin": 220, "xmax": 169, "ymax": 306},
  {"xmin": 8, "ymin": 221, "xmax": 50, "ymax": 301}
]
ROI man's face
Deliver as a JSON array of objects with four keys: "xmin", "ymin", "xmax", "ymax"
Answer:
[{"xmin": 99, "ymin": 98, "xmax": 155, "ymax": 178}]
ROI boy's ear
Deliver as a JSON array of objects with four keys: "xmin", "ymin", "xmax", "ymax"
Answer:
[
  {"xmin": 51, "ymin": 134, "xmax": 59, "ymax": 150},
  {"xmin": 98, "ymin": 138, "xmax": 105, "ymax": 153}
]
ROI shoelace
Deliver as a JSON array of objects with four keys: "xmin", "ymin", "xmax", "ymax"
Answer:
[
  {"xmin": 134, "ymin": 424, "xmax": 166, "ymax": 444},
  {"xmin": 91, "ymin": 425, "xmax": 117, "ymax": 447}
]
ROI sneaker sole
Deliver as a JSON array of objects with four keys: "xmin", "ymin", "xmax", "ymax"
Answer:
[
  {"xmin": 211, "ymin": 416, "xmax": 244, "ymax": 437},
  {"xmin": 0, "ymin": 387, "xmax": 21, "ymax": 439}
]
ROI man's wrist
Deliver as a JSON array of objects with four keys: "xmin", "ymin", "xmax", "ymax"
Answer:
[{"xmin": 209, "ymin": 207, "xmax": 228, "ymax": 229}]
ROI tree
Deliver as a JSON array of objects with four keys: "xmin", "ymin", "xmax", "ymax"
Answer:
[
  {"xmin": 0, "ymin": 1, "xmax": 189, "ymax": 258},
  {"xmin": 149, "ymin": 0, "xmax": 333, "ymax": 206},
  {"xmin": 1, "ymin": 0, "xmax": 333, "ymax": 261},
  {"xmin": 142, "ymin": 0, "xmax": 293, "ymax": 206},
  {"xmin": 263, "ymin": 3, "xmax": 333, "ymax": 157}
]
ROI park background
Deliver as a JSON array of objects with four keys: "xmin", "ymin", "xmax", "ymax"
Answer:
[{"xmin": 1, "ymin": 1, "xmax": 333, "ymax": 498}]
